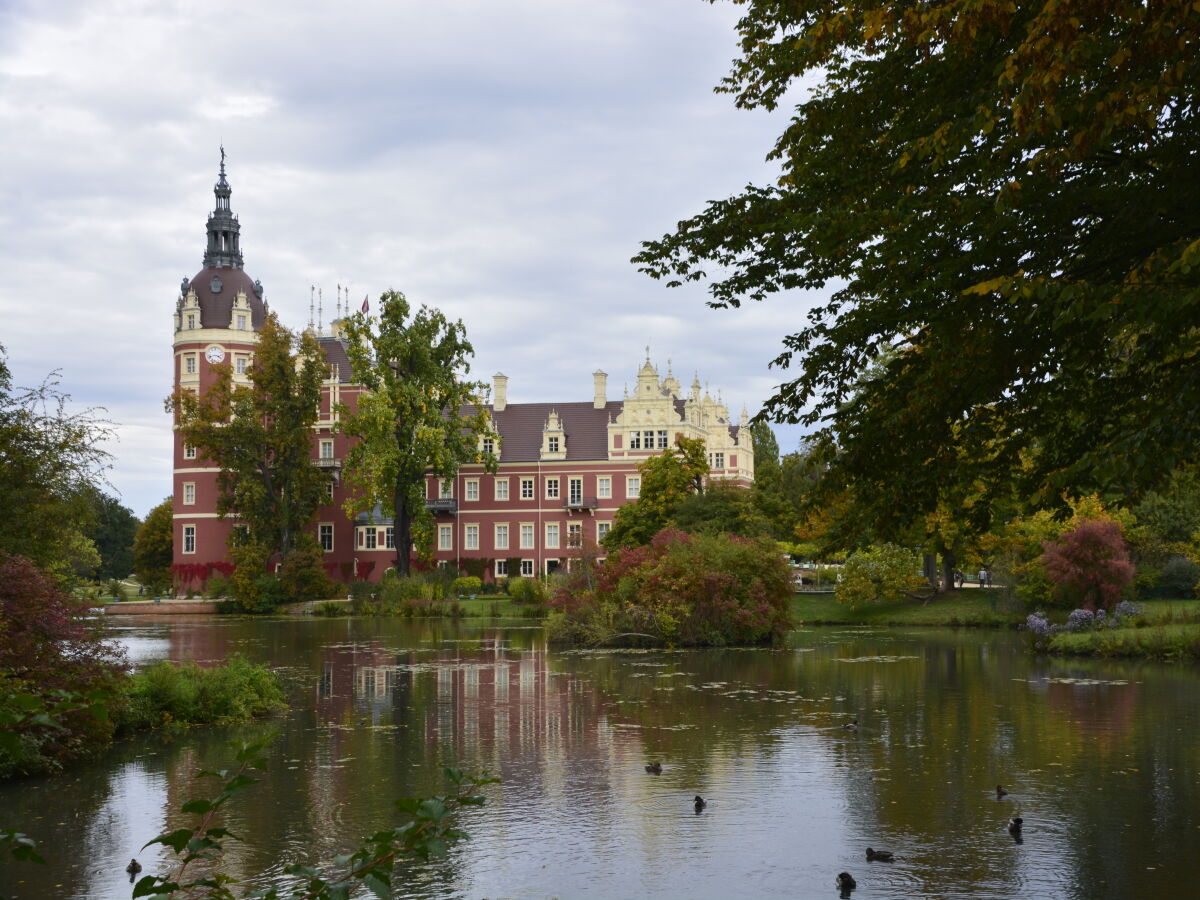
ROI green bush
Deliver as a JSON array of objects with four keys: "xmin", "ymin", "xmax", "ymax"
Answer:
[
  {"xmin": 278, "ymin": 539, "xmax": 338, "ymax": 603},
  {"xmin": 105, "ymin": 578, "xmax": 126, "ymax": 601},
  {"xmin": 313, "ymin": 600, "xmax": 347, "ymax": 617},
  {"xmin": 508, "ymin": 576, "xmax": 547, "ymax": 604},
  {"xmin": 116, "ymin": 656, "xmax": 285, "ymax": 733},
  {"xmin": 1153, "ymin": 556, "xmax": 1199, "ymax": 599},
  {"xmin": 205, "ymin": 571, "xmax": 232, "ymax": 600},
  {"xmin": 452, "ymin": 576, "xmax": 483, "ymax": 596},
  {"xmin": 835, "ymin": 543, "xmax": 926, "ymax": 607}
]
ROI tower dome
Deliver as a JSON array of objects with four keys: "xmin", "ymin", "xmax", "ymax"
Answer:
[{"xmin": 180, "ymin": 148, "xmax": 267, "ymax": 329}]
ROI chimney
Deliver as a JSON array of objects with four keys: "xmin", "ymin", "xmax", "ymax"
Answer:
[
  {"xmin": 493, "ymin": 373, "xmax": 508, "ymax": 412},
  {"xmin": 593, "ymin": 370, "xmax": 607, "ymax": 409}
]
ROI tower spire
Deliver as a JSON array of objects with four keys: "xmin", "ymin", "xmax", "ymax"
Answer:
[{"xmin": 203, "ymin": 147, "xmax": 244, "ymax": 269}]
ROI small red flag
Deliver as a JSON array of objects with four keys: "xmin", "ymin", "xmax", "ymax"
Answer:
[{"xmin": 361, "ymin": 295, "xmax": 369, "ymax": 313}]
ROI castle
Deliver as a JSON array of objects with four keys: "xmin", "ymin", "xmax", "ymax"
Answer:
[{"xmin": 171, "ymin": 160, "xmax": 754, "ymax": 584}]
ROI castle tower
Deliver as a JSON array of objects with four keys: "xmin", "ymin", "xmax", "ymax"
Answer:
[{"xmin": 171, "ymin": 150, "xmax": 266, "ymax": 583}]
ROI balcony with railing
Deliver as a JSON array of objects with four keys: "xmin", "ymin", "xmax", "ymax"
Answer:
[
  {"xmin": 564, "ymin": 496, "xmax": 599, "ymax": 511},
  {"xmin": 425, "ymin": 498, "xmax": 458, "ymax": 515},
  {"xmin": 313, "ymin": 456, "xmax": 342, "ymax": 470}
]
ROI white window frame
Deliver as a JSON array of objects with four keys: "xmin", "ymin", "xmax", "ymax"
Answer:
[
  {"xmin": 629, "ymin": 431, "xmax": 641, "ymax": 450},
  {"xmin": 520, "ymin": 559, "xmax": 534, "ymax": 577},
  {"xmin": 568, "ymin": 477, "xmax": 583, "ymax": 505},
  {"xmin": 385, "ymin": 526, "xmax": 395, "ymax": 549},
  {"xmin": 184, "ymin": 354, "xmax": 196, "ymax": 375},
  {"xmin": 319, "ymin": 439, "xmax": 334, "ymax": 460},
  {"xmin": 187, "ymin": 313, "xmax": 196, "ymax": 330},
  {"xmin": 358, "ymin": 526, "xmax": 378, "ymax": 550},
  {"xmin": 495, "ymin": 523, "xmax": 509, "ymax": 550},
  {"xmin": 439, "ymin": 479, "xmax": 453, "ymax": 499},
  {"xmin": 183, "ymin": 444, "xmax": 197, "ymax": 460},
  {"xmin": 714, "ymin": 452, "xmax": 725, "ymax": 468},
  {"xmin": 657, "ymin": 430, "xmax": 669, "ymax": 449},
  {"xmin": 236, "ymin": 313, "xmax": 247, "ymax": 330},
  {"xmin": 465, "ymin": 523, "xmax": 479, "ymax": 550},
  {"xmin": 520, "ymin": 478, "xmax": 534, "ymax": 500},
  {"xmin": 495, "ymin": 559, "xmax": 508, "ymax": 577},
  {"xmin": 597, "ymin": 476, "xmax": 611, "ymax": 499},
  {"xmin": 545, "ymin": 522, "xmax": 560, "ymax": 549},
  {"xmin": 319, "ymin": 523, "xmax": 334, "ymax": 552},
  {"xmin": 465, "ymin": 478, "xmax": 480, "ymax": 501},
  {"xmin": 597, "ymin": 521, "xmax": 612, "ymax": 542},
  {"xmin": 182, "ymin": 524, "xmax": 196, "ymax": 554},
  {"xmin": 438, "ymin": 524, "xmax": 453, "ymax": 551},
  {"xmin": 235, "ymin": 355, "xmax": 248, "ymax": 375},
  {"xmin": 548, "ymin": 436, "xmax": 559, "ymax": 453},
  {"xmin": 567, "ymin": 522, "xmax": 582, "ymax": 547},
  {"xmin": 627, "ymin": 475, "xmax": 641, "ymax": 498},
  {"xmin": 183, "ymin": 482, "xmax": 196, "ymax": 505},
  {"xmin": 520, "ymin": 523, "xmax": 534, "ymax": 549},
  {"xmin": 495, "ymin": 478, "xmax": 509, "ymax": 501},
  {"xmin": 546, "ymin": 477, "xmax": 559, "ymax": 499},
  {"xmin": 482, "ymin": 436, "xmax": 495, "ymax": 455}
]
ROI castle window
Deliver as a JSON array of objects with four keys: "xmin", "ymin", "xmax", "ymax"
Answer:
[
  {"xmin": 545, "ymin": 523, "xmax": 559, "ymax": 549},
  {"xmin": 520, "ymin": 478, "xmax": 534, "ymax": 500},
  {"xmin": 643, "ymin": 430, "xmax": 655, "ymax": 447},
  {"xmin": 236, "ymin": 314, "xmax": 247, "ymax": 330},
  {"xmin": 319, "ymin": 440, "xmax": 334, "ymax": 460},
  {"xmin": 568, "ymin": 478, "xmax": 582, "ymax": 505},
  {"xmin": 235, "ymin": 356, "xmax": 247, "ymax": 375},
  {"xmin": 546, "ymin": 478, "xmax": 559, "ymax": 499},
  {"xmin": 657, "ymin": 430, "xmax": 669, "ymax": 449},
  {"xmin": 439, "ymin": 479, "xmax": 453, "ymax": 499},
  {"xmin": 629, "ymin": 432, "xmax": 641, "ymax": 450},
  {"xmin": 495, "ymin": 559, "xmax": 508, "ymax": 577},
  {"xmin": 714, "ymin": 452, "xmax": 725, "ymax": 469},
  {"xmin": 520, "ymin": 523, "xmax": 534, "ymax": 549},
  {"xmin": 495, "ymin": 524, "xmax": 509, "ymax": 550},
  {"xmin": 521, "ymin": 560, "xmax": 534, "ymax": 577},
  {"xmin": 627, "ymin": 476, "xmax": 641, "ymax": 499},
  {"xmin": 495, "ymin": 478, "xmax": 509, "ymax": 501},
  {"xmin": 597, "ymin": 521, "xmax": 611, "ymax": 542},
  {"xmin": 548, "ymin": 436, "xmax": 559, "ymax": 453},
  {"xmin": 567, "ymin": 523, "xmax": 582, "ymax": 547},
  {"xmin": 385, "ymin": 527, "xmax": 394, "ymax": 549},
  {"xmin": 597, "ymin": 477, "xmax": 611, "ymax": 499},
  {"xmin": 187, "ymin": 313, "xmax": 196, "ymax": 329},
  {"xmin": 465, "ymin": 524, "xmax": 479, "ymax": 550},
  {"xmin": 319, "ymin": 524, "xmax": 334, "ymax": 552},
  {"xmin": 438, "ymin": 525, "xmax": 453, "ymax": 551},
  {"xmin": 184, "ymin": 355, "xmax": 196, "ymax": 375},
  {"xmin": 183, "ymin": 444, "xmax": 197, "ymax": 460},
  {"xmin": 182, "ymin": 525, "xmax": 196, "ymax": 554},
  {"xmin": 482, "ymin": 437, "xmax": 494, "ymax": 455},
  {"xmin": 465, "ymin": 479, "xmax": 479, "ymax": 501},
  {"xmin": 183, "ymin": 482, "xmax": 195, "ymax": 506}
]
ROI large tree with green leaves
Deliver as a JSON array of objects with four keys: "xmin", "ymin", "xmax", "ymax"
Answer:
[
  {"xmin": 637, "ymin": 1, "xmax": 1200, "ymax": 535},
  {"xmin": 168, "ymin": 314, "xmax": 328, "ymax": 565},
  {"xmin": 85, "ymin": 489, "xmax": 139, "ymax": 580},
  {"xmin": 0, "ymin": 345, "xmax": 112, "ymax": 582},
  {"xmin": 604, "ymin": 436, "xmax": 710, "ymax": 549},
  {"xmin": 134, "ymin": 497, "xmax": 174, "ymax": 595},
  {"xmin": 339, "ymin": 291, "xmax": 496, "ymax": 575}
]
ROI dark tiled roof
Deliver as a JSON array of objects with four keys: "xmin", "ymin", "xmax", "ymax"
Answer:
[
  {"xmin": 316, "ymin": 337, "xmax": 356, "ymax": 383},
  {"xmin": 189, "ymin": 266, "xmax": 266, "ymax": 330},
  {"xmin": 491, "ymin": 401, "xmax": 621, "ymax": 461}
]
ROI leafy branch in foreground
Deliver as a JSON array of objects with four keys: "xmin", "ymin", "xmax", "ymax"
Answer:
[{"xmin": 134, "ymin": 736, "xmax": 496, "ymax": 899}]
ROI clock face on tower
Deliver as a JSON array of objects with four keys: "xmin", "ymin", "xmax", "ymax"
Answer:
[{"xmin": 205, "ymin": 345, "xmax": 225, "ymax": 365}]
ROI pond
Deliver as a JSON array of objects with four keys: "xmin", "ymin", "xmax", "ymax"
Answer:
[{"xmin": 2, "ymin": 616, "xmax": 1198, "ymax": 899}]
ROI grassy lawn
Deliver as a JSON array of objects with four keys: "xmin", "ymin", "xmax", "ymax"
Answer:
[
  {"xmin": 789, "ymin": 592, "xmax": 1200, "ymax": 630},
  {"xmin": 790, "ymin": 588, "xmax": 1020, "ymax": 627}
]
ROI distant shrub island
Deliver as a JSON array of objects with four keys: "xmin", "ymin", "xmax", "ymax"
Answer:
[{"xmin": 549, "ymin": 530, "xmax": 793, "ymax": 647}]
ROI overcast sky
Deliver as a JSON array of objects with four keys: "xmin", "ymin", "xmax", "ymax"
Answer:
[{"xmin": 0, "ymin": 0, "xmax": 821, "ymax": 519}]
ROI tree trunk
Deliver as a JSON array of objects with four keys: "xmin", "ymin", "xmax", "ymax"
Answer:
[
  {"xmin": 922, "ymin": 552, "xmax": 938, "ymax": 592},
  {"xmin": 941, "ymin": 547, "xmax": 958, "ymax": 593},
  {"xmin": 393, "ymin": 484, "xmax": 412, "ymax": 577}
]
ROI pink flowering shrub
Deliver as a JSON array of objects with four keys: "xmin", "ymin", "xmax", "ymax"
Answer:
[
  {"xmin": 550, "ymin": 529, "xmax": 793, "ymax": 646},
  {"xmin": 1040, "ymin": 519, "xmax": 1135, "ymax": 611}
]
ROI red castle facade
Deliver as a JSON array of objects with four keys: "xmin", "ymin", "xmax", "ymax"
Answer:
[{"xmin": 171, "ymin": 163, "xmax": 755, "ymax": 589}]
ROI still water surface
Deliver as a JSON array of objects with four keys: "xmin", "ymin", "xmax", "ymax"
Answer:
[{"xmin": 2, "ymin": 616, "xmax": 1198, "ymax": 899}]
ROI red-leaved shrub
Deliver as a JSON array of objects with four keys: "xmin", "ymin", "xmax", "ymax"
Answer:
[
  {"xmin": 1040, "ymin": 519, "xmax": 1134, "ymax": 611},
  {"xmin": 0, "ymin": 554, "xmax": 128, "ymax": 775},
  {"xmin": 550, "ymin": 529, "xmax": 792, "ymax": 646}
]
